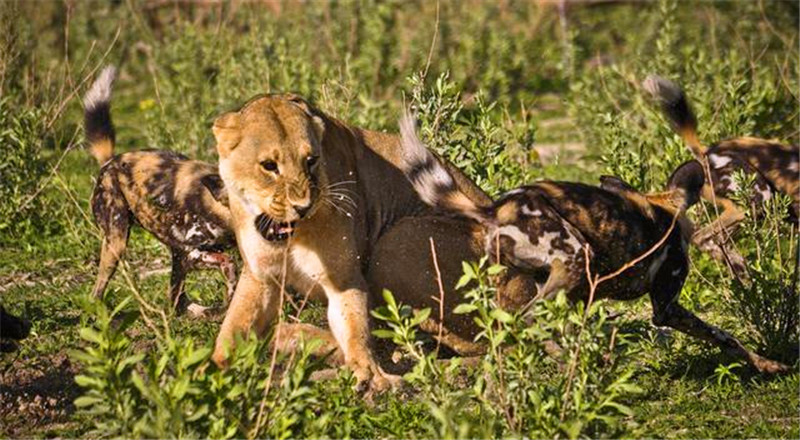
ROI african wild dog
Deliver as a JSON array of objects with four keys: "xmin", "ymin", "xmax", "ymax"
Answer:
[
  {"xmin": 397, "ymin": 113, "xmax": 788, "ymax": 374},
  {"xmin": 643, "ymin": 75, "xmax": 799, "ymax": 274},
  {"xmin": 85, "ymin": 66, "xmax": 236, "ymax": 316}
]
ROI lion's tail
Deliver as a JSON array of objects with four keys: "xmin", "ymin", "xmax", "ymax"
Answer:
[
  {"xmin": 398, "ymin": 112, "xmax": 492, "ymax": 224},
  {"xmin": 83, "ymin": 65, "xmax": 117, "ymax": 165},
  {"xmin": 643, "ymin": 74, "xmax": 707, "ymax": 157}
]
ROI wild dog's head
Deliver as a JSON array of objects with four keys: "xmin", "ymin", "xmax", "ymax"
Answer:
[
  {"xmin": 600, "ymin": 161, "xmax": 704, "ymax": 242},
  {"xmin": 663, "ymin": 160, "xmax": 705, "ymax": 211},
  {"xmin": 212, "ymin": 94, "xmax": 325, "ymax": 242}
]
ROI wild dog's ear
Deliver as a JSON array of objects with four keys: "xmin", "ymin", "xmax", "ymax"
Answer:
[
  {"xmin": 667, "ymin": 160, "xmax": 705, "ymax": 210},
  {"xmin": 287, "ymin": 94, "xmax": 325, "ymax": 143},
  {"xmin": 212, "ymin": 111, "xmax": 242, "ymax": 157},
  {"xmin": 599, "ymin": 175, "xmax": 637, "ymax": 194},
  {"xmin": 201, "ymin": 174, "xmax": 229, "ymax": 207}
]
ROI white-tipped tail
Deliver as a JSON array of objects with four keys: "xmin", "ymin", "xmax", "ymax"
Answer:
[
  {"xmin": 398, "ymin": 112, "xmax": 455, "ymax": 205},
  {"xmin": 398, "ymin": 111, "xmax": 488, "ymax": 223},
  {"xmin": 642, "ymin": 75, "xmax": 683, "ymax": 105},
  {"xmin": 84, "ymin": 65, "xmax": 118, "ymax": 164},
  {"xmin": 643, "ymin": 74, "xmax": 705, "ymax": 156},
  {"xmin": 83, "ymin": 66, "xmax": 117, "ymax": 111}
]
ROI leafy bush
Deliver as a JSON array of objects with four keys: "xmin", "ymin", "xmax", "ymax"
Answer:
[
  {"xmin": 372, "ymin": 258, "xmax": 641, "ymax": 439},
  {"xmin": 0, "ymin": 98, "xmax": 53, "ymax": 243},
  {"xmin": 724, "ymin": 174, "xmax": 799, "ymax": 364},
  {"xmin": 70, "ymin": 292, "xmax": 367, "ymax": 439}
]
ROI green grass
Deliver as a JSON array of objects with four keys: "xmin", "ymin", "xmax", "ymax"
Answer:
[{"xmin": 1, "ymin": 0, "xmax": 798, "ymax": 437}]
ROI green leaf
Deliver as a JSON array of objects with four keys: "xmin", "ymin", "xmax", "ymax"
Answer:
[
  {"xmin": 490, "ymin": 308, "xmax": 514, "ymax": 324},
  {"xmin": 183, "ymin": 347, "xmax": 211, "ymax": 368},
  {"xmin": 371, "ymin": 329, "xmax": 397, "ymax": 339},
  {"xmin": 68, "ymin": 349, "xmax": 97, "ymax": 365},
  {"xmin": 487, "ymin": 264, "xmax": 506, "ymax": 275},
  {"xmin": 564, "ymin": 419, "xmax": 583, "ymax": 439},
  {"xmin": 410, "ymin": 308, "xmax": 432, "ymax": 327},
  {"xmin": 602, "ymin": 401, "xmax": 634, "ymax": 416},
  {"xmin": 455, "ymin": 274, "xmax": 472, "ymax": 290},
  {"xmin": 79, "ymin": 328, "xmax": 105, "ymax": 345},
  {"xmin": 381, "ymin": 289, "xmax": 397, "ymax": 310},
  {"xmin": 461, "ymin": 261, "xmax": 475, "ymax": 278},
  {"xmin": 111, "ymin": 295, "xmax": 133, "ymax": 318},
  {"xmin": 117, "ymin": 353, "xmax": 145, "ymax": 375},
  {"xmin": 453, "ymin": 303, "xmax": 478, "ymax": 314},
  {"xmin": 73, "ymin": 395, "xmax": 104, "ymax": 408},
  {"xmin": 74, "ymin": 375, "xmax": 104, "ymax": 388}
]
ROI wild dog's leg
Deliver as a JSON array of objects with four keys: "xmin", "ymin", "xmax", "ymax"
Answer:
[
  {"xmin": 212, "ymin": 268, "xmax": 279, "ymax": 368},
  {"xmin": 649, "ymin": 245, "xmax": 788, "ymax": 374},
  {"xmin": 179, "ymin": 250, "xmax": 239, "ymax": 318},
  {"xmin": 193, "ymin": 251, "xmax": 237, "ymax": 305},
  {"xmin": 694, "ymin": 189, "xmax": 747, "ymax": 271},
  {"xmin": 271, "ymin": 322, "xmax": 344, "ymax": 366},
  {"xmin": 217, "ymin": 254, "xmax": 238, "ymax": 305},
  {"xmin": 169, "ymin": 249, "xmax": 189, "ymax": 312},
  {"xmin": 536, "ymin": 258, "xmax": 585, "ymax": 301},
  {"xmin": 92, "ymin": 217, "xmax": 131, "ymax": 299}
]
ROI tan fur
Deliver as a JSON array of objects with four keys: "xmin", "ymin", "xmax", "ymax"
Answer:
[
  {"xmin": 496, "ymin": 201, "xmax": 520, "ymax": 224},
  {"xmin": 678, "ymin": 126, "xmax": 706, "ymax": 157},
  {"xmin": 88, "ymin": 138, "xmax": 114, "ymax": 164},
  {"xmin": 211, "ymin": 94, "xmax": 520, "ymax": 391}
]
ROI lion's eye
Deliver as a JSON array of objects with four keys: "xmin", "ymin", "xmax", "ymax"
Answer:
[
  {"xmin": 260, "ymin": 160, "xmax": 279, "ymax": 173},
  {"xmin": 306, "ymin": 155, "xmax": 319, "ymax": 168}
]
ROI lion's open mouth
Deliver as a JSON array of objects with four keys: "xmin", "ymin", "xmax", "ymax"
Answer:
[{"xmin": 255, "ymin": 214, "xmax": 296, "ymax": 242}]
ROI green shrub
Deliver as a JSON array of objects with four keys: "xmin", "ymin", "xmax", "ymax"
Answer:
[
  {"xmin": 373, "ymin": 258, "xmax": 641, "ymax": 439},
  {"xmin": 724, "ymin": 174, "xmax": 799, "ymax": 364},
  {"xmin": 70, "ymin": 292, "xmax": 363, "ymax": 439},
  {"xmin": 0, "ymin": 98, "xmax": 53, "ymax": 243}
]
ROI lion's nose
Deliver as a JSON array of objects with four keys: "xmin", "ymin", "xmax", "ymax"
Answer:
[{"xmin": 295, "ymin": 204, "xmax": 311, "ymax": 219}]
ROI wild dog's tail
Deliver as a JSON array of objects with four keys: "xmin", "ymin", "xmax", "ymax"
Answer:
[
  {"xmin": 83, "ymin": 66, "xmax": 117, "ymax": 165},
  {"xmin": 643, "ymin": 74, "xmax": 707, "ymax": 157},
  {"xmin": 398, "ymin": 112, "xmax": 492, "ymax": 224}
]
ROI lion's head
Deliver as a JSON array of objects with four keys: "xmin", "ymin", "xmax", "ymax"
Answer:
[{"xmin": 213, "ymin": 94, "xmax": 326, "ymax": 242}]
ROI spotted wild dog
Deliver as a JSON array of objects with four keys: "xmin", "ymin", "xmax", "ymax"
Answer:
[
  {"xmin": 397, "ymin": 113, "xmax": 789, "ymax": 374},
  {"xmin": 85, "ymin": 66, "xmax": 236, "ymax": 317},
  {"xmin": 643, "ymin": 75, "xmax": 799, "ymax": 274}
]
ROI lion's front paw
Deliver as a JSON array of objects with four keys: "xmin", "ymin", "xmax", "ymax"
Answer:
[
  {"xmin": 352, "ymin": 364, "xmax": 403, "ymax": 395},
  {"xmin": 368, "ymin": 370, "xmax": 403, "ymax": 393}
]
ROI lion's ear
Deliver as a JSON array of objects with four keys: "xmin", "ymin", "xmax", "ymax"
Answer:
[
  {"xmin": 286, "ymin": 95, "xmax": 325, "ymax": 143},
  {"xmin": 212, "ymin": 112, "xmax": 242, "ymax": 157},
  {"xmin": 310, "ymin": 115, "xmax": 325, "ymax": 143}
]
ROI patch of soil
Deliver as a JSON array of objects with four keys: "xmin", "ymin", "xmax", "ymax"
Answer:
[{"xmin": 0, "ymin": 352, "xmax": 82, "ymax": 437}]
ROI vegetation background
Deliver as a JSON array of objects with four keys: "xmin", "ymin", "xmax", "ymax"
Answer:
[{"xmin": 0, "ymin": 0, "xmax": 797, "ymax": 438}]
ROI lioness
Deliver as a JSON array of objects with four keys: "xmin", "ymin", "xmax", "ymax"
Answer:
[{"xmin": 210, "ymin": 94, "xmax": 534, "ymax": 390}]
